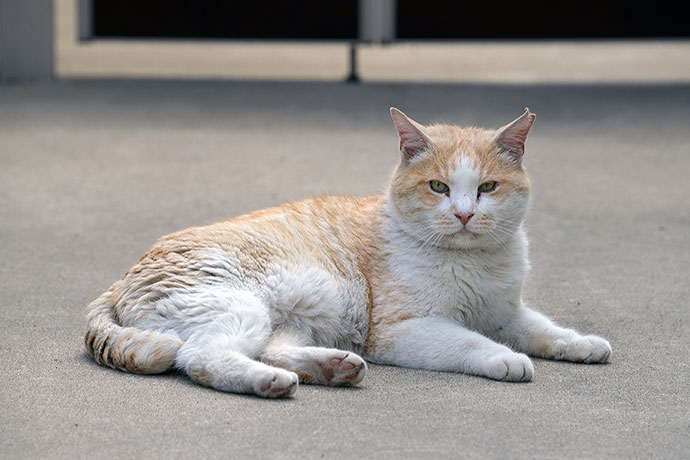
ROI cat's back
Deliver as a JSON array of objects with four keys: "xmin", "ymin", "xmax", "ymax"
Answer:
[
  {"xmin": 157, "ymin": 194, "xmax": 383, "ymax": 263},
  {"xmin": 119, "ymin": 195, "xmax": 384, "ymax": 300}
]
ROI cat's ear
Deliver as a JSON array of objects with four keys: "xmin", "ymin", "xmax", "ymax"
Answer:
[
  {"xmin": 492, "ymin": 108, "xmax": 536, "ymax": 165},
  {"xmin": 390, "ymin": 108, "xmax": 432, "ymax": 165}
]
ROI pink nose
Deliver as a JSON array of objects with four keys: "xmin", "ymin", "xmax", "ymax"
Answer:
[{"xmin": 455, "ymin": 212, "xmax": 474, "ymax": 226}]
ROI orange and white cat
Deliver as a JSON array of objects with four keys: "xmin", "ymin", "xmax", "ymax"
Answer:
[{"xmin": 85, "ymin": 108, "xmax": 611, "ymax": 397}]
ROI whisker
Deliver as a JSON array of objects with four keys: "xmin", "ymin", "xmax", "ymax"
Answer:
[{"xmin": 485, "ymin": 230, "xmax": 511, "ymax": 253}]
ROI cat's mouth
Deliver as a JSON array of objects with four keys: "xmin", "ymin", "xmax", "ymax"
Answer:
[{"xmin": 451, "ymin": 228, "xmax": 476, "ymax": 238}]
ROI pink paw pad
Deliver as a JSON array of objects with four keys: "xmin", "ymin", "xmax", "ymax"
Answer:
[
  {"xmin": 319, "ymin": 354, "xmax": 366, "ymax": 385},
  {"xmin": 257, "ymin": 373, "xmax": 298, "ymax": 398},
  {"xmin": 260, "ymin": 383, "xmax": 288, "ymax": 394}
]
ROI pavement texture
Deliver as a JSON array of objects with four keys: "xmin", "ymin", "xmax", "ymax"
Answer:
[{"xmin": 1, "ymin": 79, "xmax": 689, "ymax": 459}]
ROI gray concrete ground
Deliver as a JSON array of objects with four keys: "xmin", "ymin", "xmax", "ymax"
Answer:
[{"xmin": 1, "ymin": 80, "xmax": 689, "ymax": 459}]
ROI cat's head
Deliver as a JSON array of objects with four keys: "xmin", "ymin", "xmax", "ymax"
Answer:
[{"xmin": 387, "ymin": 108, "xmax": 535, "ymax": 250}]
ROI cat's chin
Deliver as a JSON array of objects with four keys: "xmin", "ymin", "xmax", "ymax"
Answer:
[
  {"xmin": 442, "ymin": 229, "xmax": 499, "ymax": 250},
  {"xmin": 441, "ymin": 229, "xmax": 484, "ymax": 249}
]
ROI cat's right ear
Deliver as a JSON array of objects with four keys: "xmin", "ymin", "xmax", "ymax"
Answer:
[{"xmin": 390, "ymin": 108, "xmax": 431, "ymax": 165}]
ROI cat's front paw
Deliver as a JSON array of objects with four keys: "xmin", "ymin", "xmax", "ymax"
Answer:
[
  {"xmin": 553, "ymin": 335, "xmax": 612, "ymax": 363},
  {"xmin": 485, "ymin": 352, "xmax": 534, "ymax": 382}
]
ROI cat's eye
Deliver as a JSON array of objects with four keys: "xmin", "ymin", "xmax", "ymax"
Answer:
[
  {"xmin": 430, "ymin": 180, "xmax": 449, "ymax": 194},
  {"xmin": 478, "ymin": 181, "xmax": 498, "ymax": 194}
]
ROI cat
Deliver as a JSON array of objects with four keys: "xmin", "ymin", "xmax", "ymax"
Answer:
[{"xmin": 85, "ymin": 107, "xmax": 612, "ymax": 398}]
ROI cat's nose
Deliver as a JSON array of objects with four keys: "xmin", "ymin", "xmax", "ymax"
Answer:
[{"xmin": 455, "ymin": 212, "xmax": 474, "ymax": 226}]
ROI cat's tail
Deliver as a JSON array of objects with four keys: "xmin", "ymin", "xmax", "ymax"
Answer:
[{"xmin": 84, "ymin": 289, "xmax": 183, "ymax": 374}]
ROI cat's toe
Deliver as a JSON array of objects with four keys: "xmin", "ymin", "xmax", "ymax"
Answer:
[
  {"xmin": 486, "ymin": 352, "xmax": 533, "ymax": 382},
  {"xmin": 255, "ymin": 369, "xmax": 299, "ymax": 398},
  {"xmin": 582, "ymin": 336, "xmax": 612, "ymax": 363},
  {"xmin": 555, "ymin": 335, "xmax": 612, "ymax": 364},
  {"xmin": 320, "ymin": 353, "xmax": 367, "ymax": 386}
]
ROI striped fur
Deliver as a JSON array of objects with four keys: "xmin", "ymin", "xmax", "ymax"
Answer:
[{"xmin": 85, "ymin": 289, "xmax": 183, "ymax": 374}]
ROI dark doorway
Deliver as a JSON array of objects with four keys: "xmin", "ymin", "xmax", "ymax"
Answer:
[
  {"xmin": 91, "ymin": 0, "xmax": 689, "ymax": 41},
  {"xmin": 92, "ymin": 0, "xmax": 359, "ymax": 40},
  {"xmin": 396, "ymin": 0, "xmax": 690, "ymax": 39}
]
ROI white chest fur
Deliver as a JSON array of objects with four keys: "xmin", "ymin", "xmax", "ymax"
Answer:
[{"xmin": 385, "ymin": 226, "xmax": 529, "ymax": 332}]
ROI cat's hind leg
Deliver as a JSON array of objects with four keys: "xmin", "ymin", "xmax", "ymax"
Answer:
[
  {"xmin": 260, "ymin": 329, "xmax": 367, "ymax": 386},
  {"xmin": 173, "ymin": 290, "xmax": 298, "ymax": 398}
]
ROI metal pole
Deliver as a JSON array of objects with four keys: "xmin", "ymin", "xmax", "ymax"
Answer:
[
  {"xmin": 78, "ymin": 0, "xmax": 93, "ymax": 41},
  {"xmin": 346, "ymin": 41, "xmax": 360, "ymax": 83},
  {"xmin": 359, "ymin": 0, "xmax": 396, "ymax": 43}
]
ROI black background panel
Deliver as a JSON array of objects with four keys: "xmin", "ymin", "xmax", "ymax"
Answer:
[{"xmin": 93, "ymin": 0, "xmax": 359, "ymax": 40}]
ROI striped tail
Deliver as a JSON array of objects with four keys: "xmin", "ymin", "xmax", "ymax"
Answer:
[{"xmin": 84, "ymin": 290, "xmax": 183, "ymax": 374}]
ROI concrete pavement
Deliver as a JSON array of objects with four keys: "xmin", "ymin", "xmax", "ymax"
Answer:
[{"xmin": 1, "ymin": 80, "xmax": 689, "ymax": 459}]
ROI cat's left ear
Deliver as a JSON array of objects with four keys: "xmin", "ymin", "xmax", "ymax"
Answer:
[{"xmin": 492, "ymin": 108, "xmax": 536, "ymax": 165}]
